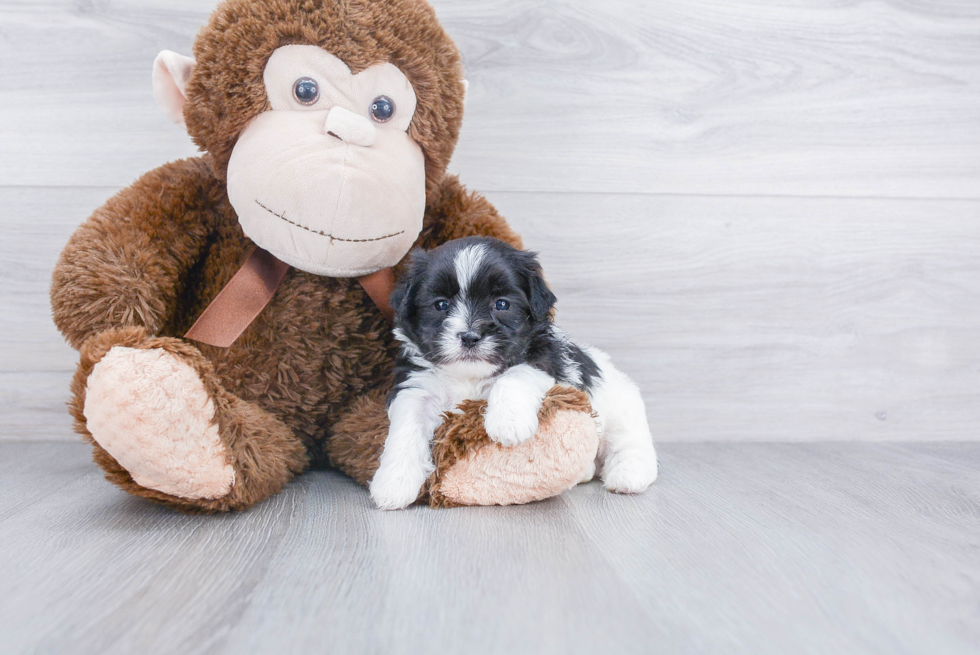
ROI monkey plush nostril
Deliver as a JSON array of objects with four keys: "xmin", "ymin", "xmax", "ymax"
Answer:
[{"xmin": 324, "ymin": 106, "xmax": 377, "ymax": 147}]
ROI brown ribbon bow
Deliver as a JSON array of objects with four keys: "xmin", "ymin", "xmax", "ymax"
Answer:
[{"xmin": 185, "ymin": 247, "xmax": 395, "ymax": 348}]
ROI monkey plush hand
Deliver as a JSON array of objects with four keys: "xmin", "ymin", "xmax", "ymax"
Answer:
[{"xmin": 50, "ymin": 0, "xmax": 598, "ymax": 512}]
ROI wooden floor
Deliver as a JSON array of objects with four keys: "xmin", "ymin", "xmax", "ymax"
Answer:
[
  {"xmin": 1, "ymin": 441, "xmax": 978, "ymax": 654},
  {"xmin": 2, "ymin": 2, "xmax": 979, "ymax": 653}
]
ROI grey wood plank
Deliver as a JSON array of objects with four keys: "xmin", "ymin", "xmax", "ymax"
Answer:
[
  {"xmin": 561, "ymin": 442, "xmax": 980, "ymax": 654},
  {"xmin": 0, "ymin": 372, "xmax": 75, "ymax": 441},
  {"xmin": 0, "ymin": 443, "xmax": 659, "ymax": 655},
  {"xmin": 496, "ymin": 191, "xmax": 980, "ymax": 442},
  {"xmin": 220, "ymin": 473, "xmax": 660, "ymax": 655},
  {"xmin": 0, "ymin": 186, "xmax": 114, "ymax": 371},
  {"xmin": 1, "ymin": 441, "xmax": 978, "ymax": 654},
  {"xmin": 0, "ymin": 438, "xmax": 93, "ymax": 522},
  {"xmin": 1, "ymin": 1, "xmax": 978, "ymax": 197},
  {"xmin": 5, "ymin": 187, "xmax": 980, "ymax": 442},
  {"xmin": 0, "ymin": 186, "xmax": 115, "ymax": 440}
]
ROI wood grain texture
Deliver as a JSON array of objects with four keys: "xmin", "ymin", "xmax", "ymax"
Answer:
[
  {"xmin": 2, "ymin": 2, "xmax": 978, "ymax": 442},
  {"xmin": 0, "ymin": 1, "xmax": 977, "ymax": 196},
  {"xmin": 0, "ymin": 187, "xmax": 114, "ymax": 439},
  {"xmin": 4, "ymin": 187, "xmax": 980, "ymax": 442},
  {"xmin": 1, "ymin": 441, "xmax": 978, "ymax": 654},
  {"xmin": 494, "ymin": 191, "xmax": 980, "ymax": 442}
]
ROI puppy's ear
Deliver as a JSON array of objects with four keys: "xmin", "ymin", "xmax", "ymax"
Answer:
[
  {"xmin": 518, "ymin": 250, "xmax": 557, "ymax": 321},
  {"xmin": 391, "ymin": 249, "xmax": 428, "ymax": 322}
]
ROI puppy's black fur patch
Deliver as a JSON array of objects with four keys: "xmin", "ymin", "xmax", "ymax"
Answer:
[{"xmin": 389, "ymin": 237, "xmax": 600, "ymax": 406}]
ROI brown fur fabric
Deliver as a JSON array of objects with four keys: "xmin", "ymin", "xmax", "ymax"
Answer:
[
  {"xmin": 426, "ymin": 387, "xmax": 595, "ymax": 508},
  {"xmin": 326, "ymin": 385, "xmax": 391, "ymax": 487},
  {"xmin": 49, "ymin": 0, "xmax": 588, "ymax": 512},
  {"xmin": 52, "ymin": 155, "xmax": 520, "ymax": 511},
  {"xmin": 418, "ymin": 175, "xmax": 523, "ymax": 251},
  {"xmin": 70, "ymin": 327, "xmax": 309, "ymax": 512},
  {"xmin": 186, "ymin": 0, "xmax": 466, "ymax": 200},
  {"xmin": 50, "ymin": 158, "xmax": 225, "ymax": 350}
]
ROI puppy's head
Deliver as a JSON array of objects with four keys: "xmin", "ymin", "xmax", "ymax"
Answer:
[{"xmin": 391, "ymin": 237, "xmax": 556, "ymax": 370}]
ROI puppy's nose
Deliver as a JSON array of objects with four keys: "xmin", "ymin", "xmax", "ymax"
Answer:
[
  {"xmin": 459, "ymin": 331, "xmax": 482, "ymax": 349},
  {"xmin": 324, "ymin": 106, "xmax": 377, "ymax": 147}
]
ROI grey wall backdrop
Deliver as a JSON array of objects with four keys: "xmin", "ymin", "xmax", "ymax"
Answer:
[{"xmin": 2, "ymin": 0, "xmax": 978, "ymax": 442}]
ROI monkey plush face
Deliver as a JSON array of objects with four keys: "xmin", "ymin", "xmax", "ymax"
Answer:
[
  {"xmin": 226, "ymin": 46, "xmax": 426, "ymax": 276},
  {"xmin": 151, "ymin": 0, "xmax": 468, "ymax": 278}
]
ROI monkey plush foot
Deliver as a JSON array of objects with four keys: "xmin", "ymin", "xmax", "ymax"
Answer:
[
  {"xmin": 426, "ymin": 387, "xmax": 599, "ymax": 508},
  {"xmin": 84, "ymin": 346, "xmax": 235, "ymax": 501},
  {"xmin": 71, "ymin": 327, "xmax": 307, "ymax": 512}
]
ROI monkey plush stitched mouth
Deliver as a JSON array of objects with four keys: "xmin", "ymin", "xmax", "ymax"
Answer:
[
  {"xmin": 226, "ymin": 46, "xmax": 426, "ymax": 277},
  {"xmin": 155, "ymin": 45, "xmax": 428, "ymax": 279}
]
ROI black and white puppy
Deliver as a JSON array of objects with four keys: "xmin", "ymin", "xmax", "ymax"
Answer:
[{"xmin": 369, "ymin": 237, "xmax": 658, "ymax": 510}]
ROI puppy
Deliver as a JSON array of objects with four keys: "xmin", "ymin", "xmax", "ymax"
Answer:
[{"xmin": 369, "ymin": 237, "xmax": 659, "ymax": 510}]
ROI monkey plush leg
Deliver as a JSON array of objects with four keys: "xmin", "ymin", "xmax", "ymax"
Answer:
[
  {"xmin": 326, "ymin": 387, "xmax": 390, "ymax": 489},
  {"xmin": 72, "ymin": 327, "xmax": 308, "ymax": 513}
]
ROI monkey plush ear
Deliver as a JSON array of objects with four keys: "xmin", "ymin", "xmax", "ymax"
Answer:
[{"xmin": 152, "ymin": 50, "xmax": 196, "ymax": 126}]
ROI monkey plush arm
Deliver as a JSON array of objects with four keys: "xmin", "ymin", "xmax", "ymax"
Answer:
[
  {"xmin": 329, "ymin": 384, "xmax": 599, "ymax": 507},
  {"xmin": 51, "ymin": 157, "xmax": 223, "ymax": 349},
  {"xmin": 417, "ymin": 174, "xmax": 524, "ymax": 251}
]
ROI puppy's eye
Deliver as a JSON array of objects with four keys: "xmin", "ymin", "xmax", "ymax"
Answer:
[
  {"xmin": 370, "ymin": 95, "xmax": 395, "ymax": 123},
  {"xmin": 433, "ymin": 300, "xmax": 450, "ymax": 312},
  {"xmin": 494, "ymin": 299, "xmax": 510, "ymax": 311},
  {"xmin": 293, "ymin": 78, "xmax": 320, "ymax": 105}
]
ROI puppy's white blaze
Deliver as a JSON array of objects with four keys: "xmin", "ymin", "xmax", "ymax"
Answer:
[
  {"xmin": 437, "ymin": 300, "xmax": 470, "ymax": 362},
  {"xmin": 453, "ymin": 244, "xmax": 488, "ymax": 297}
]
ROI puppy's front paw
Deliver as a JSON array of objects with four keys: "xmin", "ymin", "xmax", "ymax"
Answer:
[
  {"xmin": 483, "ymin": 397, "xmax": 540, "ymax": 447},
  {"xmin": 602, "ymin": 450, "xmax": 659, "ymax": 494},
  {"xmin": 369, "ymin": 457, "xmax": 430, "ymax": 510}
]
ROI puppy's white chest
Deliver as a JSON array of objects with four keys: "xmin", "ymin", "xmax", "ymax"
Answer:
[{"xmin": 437, "ymin": 370, "xmax": 494, "ymax": 409}]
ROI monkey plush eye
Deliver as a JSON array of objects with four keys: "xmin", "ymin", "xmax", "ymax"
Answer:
[
  {"xmin": 433, "ymin": 299, "xmax": 449, "ymax": 312},
  {"xmin": 293, "ymin": 77, "xmax": 320, "ymax": 105},
  {"xmin": 369, "ymin": 95, "xmax": 395, "ymax": 123},
  {"xmin": 494, "ymin": 299, "xmax": 510, "ymax": 311}
]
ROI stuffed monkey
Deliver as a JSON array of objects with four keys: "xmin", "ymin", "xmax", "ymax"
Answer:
[{"xmin": 50, "ymin": 0, "xmax": 598, "ymax": 512}]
